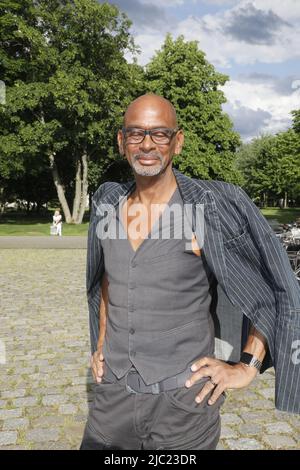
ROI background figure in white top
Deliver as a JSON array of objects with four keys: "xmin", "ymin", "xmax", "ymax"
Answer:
[{"xmin": 53, "ymin": 210, "xmax": 62, "ymax": 236}]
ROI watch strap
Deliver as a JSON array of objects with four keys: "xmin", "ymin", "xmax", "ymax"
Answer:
[{"xmin": 240, "ymin": 352, "xmax": 262, "ymax": 371}]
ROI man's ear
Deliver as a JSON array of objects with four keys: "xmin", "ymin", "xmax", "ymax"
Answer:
[
  {"xmin": 174, "ymin": 130, "xmax": 184, "ymax": 155},
  {"xmin": 117, "ymin": 130, "xmax": 125, "ymax": 156}
]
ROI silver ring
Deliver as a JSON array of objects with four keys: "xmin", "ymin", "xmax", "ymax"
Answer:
[{"xmin": 209, "ymin": 378, "xmax": 217, "ymax": 387}]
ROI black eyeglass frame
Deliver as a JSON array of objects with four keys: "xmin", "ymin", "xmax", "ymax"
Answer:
[{"xmin": 121, "ymin": 127, "xmax": 179, "ymax": 145}]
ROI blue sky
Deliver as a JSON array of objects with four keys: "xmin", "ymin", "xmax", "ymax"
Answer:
[{"xmin": 103, "ymin": 0, "xmax": 300, "ymax": 140}]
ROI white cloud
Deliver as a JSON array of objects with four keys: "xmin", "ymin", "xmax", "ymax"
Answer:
[
  {"xmin": 131, "ymin": 1, "xmax": 300, "ymax": 68},
  {"xmin": 252, "ymin": 0, "xmax": 300, "ymax": 22},
  {"xmin": 175, "ymin": 1, "xmax": 300, "ymax": 67},
  {"xmin": 139, "ymin": 0, "xmax": 184, "ymax": 5},
  {"xmin": 126, "ymin": 33, "xmax": 166, "ymax": 64},
  {"xmin": 199, "ymin": 0, "xmax": 239, "ymax": 4},
  {"xmin": 222, "ymin": 78, "xmax": 300, "ymax": 139}
]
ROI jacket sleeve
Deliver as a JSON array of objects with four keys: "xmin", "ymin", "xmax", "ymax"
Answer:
[
  {"xmin": 237, "ymin": 187, "xmax": 300, "ymax": 314},
  {"xmin": 237, "ymin": 187, "xmax": 300, "ymax": 413},
  {"xmin": 86, "ymin": 189, "xmax": 105, "ymax": 355}
]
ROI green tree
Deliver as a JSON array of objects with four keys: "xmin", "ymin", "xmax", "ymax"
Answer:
[
  {"xmin": 235, "ymin": 135, "xmax": 278, "ymax": 207},
  {"xmin": 274, "ymin": 125, "xmax": 300, "ymax": 207},
  {"xmin": 292, "ymin": 109, "xmax": 300, "ymax": 134},
  {"xmin": 144, "ymin": 34, "xmax": 241, "ymax": 183},
  {"xmin": 0, "ymin": 0, "xmax": 142, "ymax": 223},
  {"xmin": 236, "ymin": 111, "xmax": 300, "ymax": 208}
]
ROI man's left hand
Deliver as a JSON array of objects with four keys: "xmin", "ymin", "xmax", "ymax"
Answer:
[{"xmin": 185, "ymin": 357, "xmax": 258, "ymax": 405}]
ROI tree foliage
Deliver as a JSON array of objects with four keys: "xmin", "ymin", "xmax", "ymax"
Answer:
[
  {"xmin": 0, "ymin": 0, "xmax": 143, "ymax": 222},
  {"xmin": 236, "ymin": 111, "xmax": 300, "ymax": 207}
]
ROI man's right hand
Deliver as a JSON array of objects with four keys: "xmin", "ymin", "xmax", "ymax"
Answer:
[{"xmin": 91, "ymin": 349, "xmax": 105, "ymax": 383}]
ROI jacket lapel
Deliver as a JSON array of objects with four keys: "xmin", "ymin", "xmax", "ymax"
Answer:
[{"xmin": 173, "ymin": 168, "xmax": 230, "ymax": 298}]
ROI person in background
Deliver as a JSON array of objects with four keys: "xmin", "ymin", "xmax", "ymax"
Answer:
[{"xmin": 53, "ymin": 209, "xmax": 62, "ymax": 236}]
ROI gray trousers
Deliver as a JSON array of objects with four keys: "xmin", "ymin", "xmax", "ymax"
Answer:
[{"xmin": 80, "ymin": 374, "xmax": 225, "ymax": 450}]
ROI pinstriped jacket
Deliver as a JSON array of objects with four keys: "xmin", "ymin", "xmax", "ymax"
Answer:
[{"xmin": 86, "ymin": 168, "xmax": 300, "ymax": 414}]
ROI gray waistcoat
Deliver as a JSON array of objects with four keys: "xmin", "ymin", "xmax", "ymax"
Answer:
[{"xmin": 101, "ymin": 187, "xmax": 215, "ymax": 385}]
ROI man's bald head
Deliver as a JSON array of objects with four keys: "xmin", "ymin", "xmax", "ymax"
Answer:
[{"xmin": 123, "ymin": 94, "xmax": 178, "ymax": 128}]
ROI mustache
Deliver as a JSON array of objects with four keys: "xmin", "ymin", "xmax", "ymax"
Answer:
[{"xmin": 133, "ymin": 152, "xmax": 163, "ymax": 161}]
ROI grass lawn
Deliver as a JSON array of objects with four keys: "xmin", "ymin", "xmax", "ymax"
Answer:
[
  {"xmin": 261, "ymin": 207, "xmax": 300, "ymax": 224},
  {"xmin": 0, "ymin": 207, "xmax": 299, "ymax": 236},
  {"xmin": 0, "ymin": 212, "xmax": 89, "ymax": 236}
]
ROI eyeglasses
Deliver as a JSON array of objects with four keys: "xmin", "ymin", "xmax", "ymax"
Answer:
[{"xmin": 122, "ymin": 127, "xmax": 179, "ymax": 145}]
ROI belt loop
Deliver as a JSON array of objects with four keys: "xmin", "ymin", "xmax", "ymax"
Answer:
[{"xmin": 125, "ymin": 369, "xmax": 138, "ymax": 394}]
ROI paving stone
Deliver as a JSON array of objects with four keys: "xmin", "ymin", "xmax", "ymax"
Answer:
[
  {"xmin": 220, "ymin": 426, "xmax": 239, "ymax": 439},
  {"xmin": 1, "ymin": 389, "xmax": 26, "ymax": 399},
  {"xmin": 221, "ymin": 413, "xmax": 243, "ymax": 425},
  {"xmin": 263, "ymin": 435, "xmax": 297, "ymax": 449},
  {"xmin": 287, "ymin": 415, "xmax": 300, "ymax": 428},
  {"xmin": 216, "ymin": 442, "xmax": 227, "ymax": 450},
  {"xmin": 248, "ymin": 399, "xmax": 274, "ymax": 410},
  {"xmin": 39, "ymin": 387, "xmax": 63, "ymax": 396},
  {"xmin": 13, "ymin": 397, "xmax": 38, "ymax": 407},
  {"xmin": 0, "ymin": 409, "xmax": 23, "ymax": 420},
  {"xmin": 0, "ymin": 431, "xmax": 18, "ymax": 446},
  {"xmin": 31, "ymin": 441, "xmax": 71, "ymax": 450},
  {"xmin": 58, "ymin": 404, "xmax": 78, "ymax": 415},
  {"xmin": 226, "ymin": 438, "xmax": 264, "ymax": 450},
  {"xmin": 264, "ymin": 422, "xmax": 293, "ymax": 434},
  {"xmin": 0, "ymin": 445, "xmax": 28, "ymax": 450},
  {"xmin": 25, "ymin": 428, "xmax": 60, "ymax": 443},
  {"xmin": 240, "ymin": 411, "xmax": 272, "ymax": 423},
  {"xmin": 41, "ymin": 395, "xmax": 68, "ymax": 406},
  {"xmin": 31, "ymin": 416, "xmax": 66, "ymax": 428},
  {"xmin": 238, "ymin": 423, "xmax": 263, "ymax": 436},
  {"xmin": 3, "ymin": 418, "xmax": 29, "ymax": 431},
  {"xmin": 259, "ymin": 388, "xmax": 275, "ymax": 400},
  {"xmin": 71, "ymin": 376, "xmax": 89, "ymax": 385},
  {"xmin": 73, "ymin": 414, "xmax": 88, "ymax": 423},
  {"xmin": 26, "ymin": 407, "xmax": 54, "ymax": 418},
  {"xmin": 64, "ymin": 421, "xmax": 85, "ymax": 445}
]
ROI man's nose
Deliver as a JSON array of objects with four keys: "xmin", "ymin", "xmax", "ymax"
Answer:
[{"xmin": 139, "ymin": 133, "xmax": 155, "ymax": 151}]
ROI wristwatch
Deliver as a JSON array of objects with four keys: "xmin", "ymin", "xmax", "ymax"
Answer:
[{"xmin": 240, "ymin": 352, "xmax": 262, "ymax": 371}]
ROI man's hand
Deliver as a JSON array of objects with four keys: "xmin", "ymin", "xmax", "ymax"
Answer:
[
  {"xmin": 185, "ymin": 356, "xmax": 258, "ymax": 405},
  {"xmin": 91, "ymin": 348, "xmax": 105, "ymax": 383}
]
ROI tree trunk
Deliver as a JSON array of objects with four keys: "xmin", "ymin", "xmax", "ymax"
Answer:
[
  {"xmin": 49, "ymin": 153, "xmax": 72, "ymax": 223},
  {"xmin": 284, "ymin": 191, "xmax": 288, "ymax": 209},
  {"xmin": 263, "ymin": 192, "xmax": 267, "ymax": 208},
  {"xmin": 49, "ymin": 151, "xmax": 88, "ymax": 225},
  {"xmin": 72, "ymin": 157, "xmax": 82, "ymax": 222},
  {"xmin": 75, "ymin": 151, "xmax": 88, "ymax": 224},
  {"xmin": 0, "ymin": 187, "xmax": 4, "ymax": 216}
]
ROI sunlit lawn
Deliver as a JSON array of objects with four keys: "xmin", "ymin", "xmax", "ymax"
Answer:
[
  {"xmin": 0, "ymin": 212, "xmax": 89, "ymax": 236},
  {"xmin": 0, "ymin": 207, "xmax": 299, "ymax": 236},
  {"xmin": 261, "ymin": 207, "xmax": 300, "ymax": 224}
]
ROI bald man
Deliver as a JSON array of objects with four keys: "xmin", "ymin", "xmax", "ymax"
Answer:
[{"xmin": 80, "ymin": 94, "xmax": 300, "ymax": 450}]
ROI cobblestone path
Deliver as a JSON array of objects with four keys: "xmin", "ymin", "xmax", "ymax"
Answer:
[{"xmin": 0, "ymin": 250, "xmax": 299, "ymax": 450}]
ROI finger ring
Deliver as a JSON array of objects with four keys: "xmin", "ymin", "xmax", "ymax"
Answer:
[{"xmin": 210, "ymin": 378, "xmax": 217, "ymax": 387}]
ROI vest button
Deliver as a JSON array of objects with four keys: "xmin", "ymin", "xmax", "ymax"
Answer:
[{"xmin": 129, "ymin": 328, "xmax": 135, "ymax": 335}]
